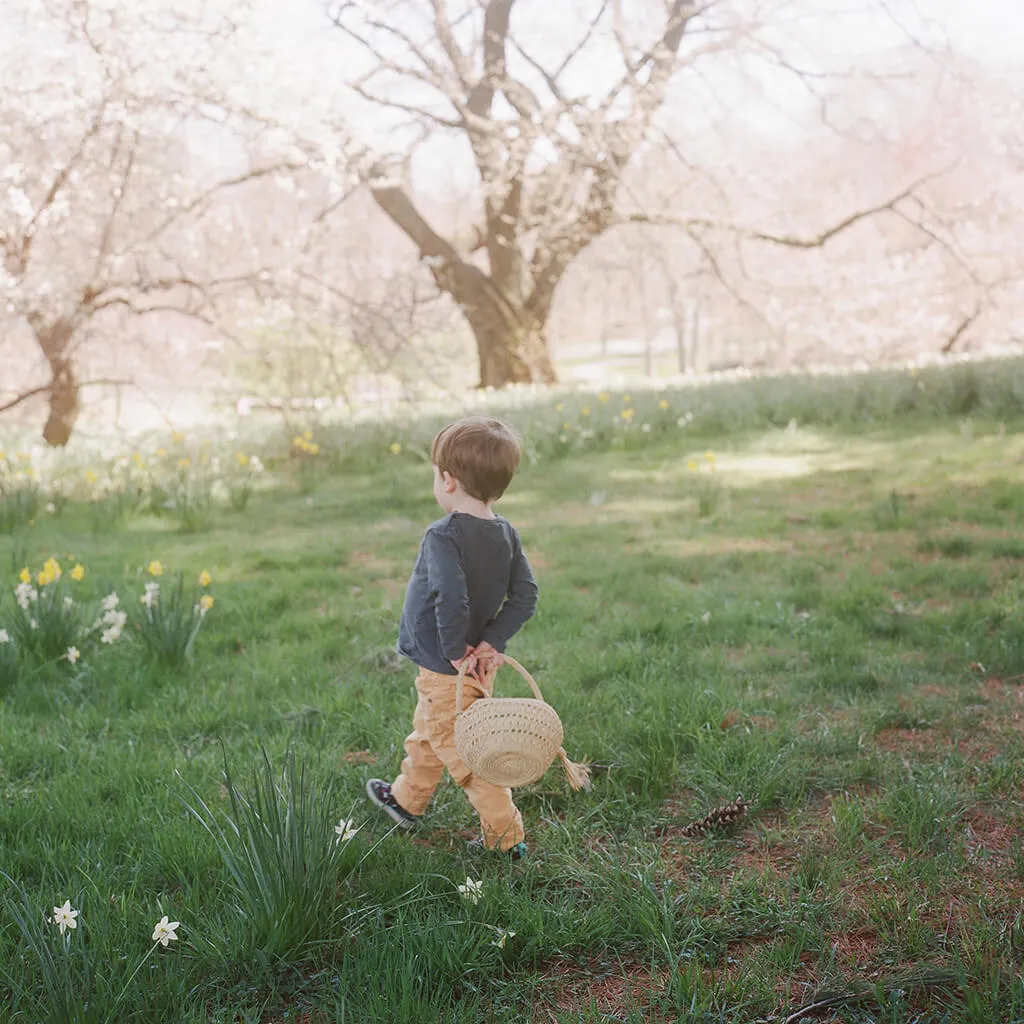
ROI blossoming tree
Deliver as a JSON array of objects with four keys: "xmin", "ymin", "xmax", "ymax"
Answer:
[
  {"xmin": 0, "ymin": 0, "xmax": 347, "ymax": 444},
  {"xmin": 330, "ymin": 0, "xmax": 958, "ymax": 388}
]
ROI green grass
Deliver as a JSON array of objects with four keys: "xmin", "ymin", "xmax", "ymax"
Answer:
[{"xmin": 3, "ymin": 410, "xmax": 1024, "ymax": 1021}]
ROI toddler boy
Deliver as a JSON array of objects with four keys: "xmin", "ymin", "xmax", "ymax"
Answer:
[{"xmin": 366, "ymin": 416, "xmax": 537, "ymax": 857}]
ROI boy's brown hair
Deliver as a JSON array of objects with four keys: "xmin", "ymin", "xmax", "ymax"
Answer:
[{"xmin": 432, "ymin": 417, "xmax": 521, "ymax": 502}]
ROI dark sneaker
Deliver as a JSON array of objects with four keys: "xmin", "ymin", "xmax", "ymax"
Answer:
[
  {"xmin": 468, "ymin": 837, "xmax": 528, "ymax": 861},
  {"xmin": 365, "ymin": 779, "xmax": 420, "ymax": 830}
]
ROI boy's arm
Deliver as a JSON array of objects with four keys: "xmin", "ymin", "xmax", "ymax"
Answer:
[
  {"xmin": 480, "ymin": 534, "xmax": 538, "ymax": 653},
  {"xmin": 423, "ymin": 528, "xmax": 471, "ymax": 666}
]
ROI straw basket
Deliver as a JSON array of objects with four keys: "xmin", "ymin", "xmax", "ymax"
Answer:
[{"xmin": 454, "ymin": 656, "xmax": 590, "ymax": 791}]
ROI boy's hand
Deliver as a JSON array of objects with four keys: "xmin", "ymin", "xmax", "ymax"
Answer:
[
  {"xmin": 452, "ymin": 645, "xmax": 480, "ymax": 680},
  {"xmin": 472, "ymin": 641, "xmax": 504, "ymax": 675}
]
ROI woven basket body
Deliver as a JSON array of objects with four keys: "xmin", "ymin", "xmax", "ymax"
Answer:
[{"xmin": 454, "ymin": 659, "xmax": 564, "ymax": 788}]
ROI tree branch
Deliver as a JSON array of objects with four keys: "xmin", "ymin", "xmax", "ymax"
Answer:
[
  {"xmin": 429, "ymin": 0, "xmax": 473, "ymax": 89},
  {"xmin": 0, "ymin": 377, "xmax": 131, "ymax": 416},
  {"xmin": 625, "ymin": 167, "xmax": 958, "ymax": 249},
  {"xmin": 467, "ymin": 0, "xmax": 516, "ymax": 119},
  {"xmin": 137, "ymin": 161, "xmax": 308, "ymax": 247}
]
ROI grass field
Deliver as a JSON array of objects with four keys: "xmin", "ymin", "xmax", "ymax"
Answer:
[{"xmin": 2, "ymin": 410, "xmax": 1024, "ymax": 1022}]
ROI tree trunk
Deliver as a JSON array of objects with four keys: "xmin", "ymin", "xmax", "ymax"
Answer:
[
  {"xmin": 32, "ymin": 316, "xmax": 81, "ymax": 447},
  {"xmin": 460, "ymin": 287, "xmax": 556, "ymax": 388},
  {"xmin": 473, "ymin": 317, "xmax": 556, "ymax": 388}
]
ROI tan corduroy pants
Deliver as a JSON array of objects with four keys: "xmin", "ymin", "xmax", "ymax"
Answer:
[{"xmin": 390, "ymin": 666, "xmax": 525, "ymax": 851}]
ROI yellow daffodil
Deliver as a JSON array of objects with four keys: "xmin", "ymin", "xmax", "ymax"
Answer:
[
  {"xmin": 157, "ymin": 447, "xmax": 167, "ymax": 457},
  {"xmin": 198, "ymin": 570, "xmax": 212, "ymax": 587},
  {"xmin": 598, "ymin": 392, "xmax": 610, "ymax": 404},
  {"xmin": 581, "ymin": 407, "xmax": 590, "ymax": 416},
  {"xmin": 659, "ymin": 399, "xmax": 669, "ymax": 410},
  {"xmin": 309, "ymin": 443, "xmax": 320, "ymax": 455},
  {"xmin": 623, "ymin": 394, "xmax": 632, "ymax": 403},
  {"xmin": 178, "ymin": 458, "xmax": 190, "ymax": 469},
  {"xmin": 235, "ymin": 452, "xmax": 250, "ymax": 467},
  {"xmin": 303, "ymin": 430, "xmax": 313, "ymax": 441},
  {"xmin": 687, "ymin": 460, "xmax": 698, "ymax": 471},
  {"xmin": 390, "ymin": 443, "xmax": 402, "ymax": 456},
  {"xmin": 705, "ymin": 450, "xmax": 715, "ymax": 462},
  {"xmin": 85, "ymin": 470, "xmax": 98, "ymax": 485},
  {"xmin": 620, "ymin": 408, "xmax": 635, "ymax": 423},
  {"xmin": 199, "ymin": 594, "xmax": 214, "ymax": 612},
  {"xmin": 147, "ymin": 560, "xmax": 164, "ymax": 577},
  {"xmin": 70, "ymin": 564, "xmax": 85, "ymax": 582},
  {"xmin": 19, "ymin": 567, "xmax": 31, "ymax": 584},
  {"xmin": 172, "ymin": 431, "xmax": 185, "ymax": 444},
  {"xmin": 132, "ymin": 452, "xmax": 145, "ymax": 468}
]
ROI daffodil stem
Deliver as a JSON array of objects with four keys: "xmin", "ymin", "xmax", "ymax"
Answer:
[{"xmin": 110, "ymin": 941, "xmax": 159, "ymax": 1015}]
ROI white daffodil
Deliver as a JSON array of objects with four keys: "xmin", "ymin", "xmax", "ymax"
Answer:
[
  {"xmin": 334, "ymin": 819, "xmax": 360, "ymax": 843},
  {"xmin": 101, "ymin": 592, "xmax": 120, "ymax": 612},
  {"xmin": 63, "ymin": 596, "xmax": 74, "ymax": 608},
  {"xmin": 140, "ymin": 582, "xmax": 160, "ymax": 609},
  {"xmin": 0, "ymin": 628, "xmax": 9, "ymax": 643},
  {"xmin": 101, "ymin": 626, "xmax": 122, "ymax": 644},
  {"xmin": 457, "ymin": 877, "xmax": 483, "ymax": 905},
  {"xmin": 65, "ymin": 647, "xmax": 80, "ymax": 664},
  {"xmin": 15, "ymin": 582, "xmax": 38, "ymax": 609},
  {"xmin": 152, "ymin": 915, "xmax": 179, "ymax": 947},
  {"xmin": 52, "ymin": 900, "xmax": 78, "ymax": 935},
  {"xmin": 492, "ymin": 928, "xmax": 516, "ymax": 949},
  {"xmin": 103, "ymin": 609, "xmax": 127, "ymax": 630}
]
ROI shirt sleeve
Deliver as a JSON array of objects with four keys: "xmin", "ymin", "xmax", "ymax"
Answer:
[
  {"xmin": 480, "ymin": 530, "xmax": 538, "ymax": 651},
  {"xmin": 423, "ymin": 527, "xmax": 470, "ymax": 663}
]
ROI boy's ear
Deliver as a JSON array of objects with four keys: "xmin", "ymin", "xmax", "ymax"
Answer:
[{"xmin": 441, "ymin": 471, "xmax": 458, "ymax": 493}]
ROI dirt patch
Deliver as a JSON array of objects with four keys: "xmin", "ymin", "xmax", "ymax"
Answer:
[
  {"xmin": 873, "ymin": 727, "xmax": 943, "ymax": 756},
  {"xmin": 341, "ymin": 750, "xmax": 377, "ymax": 765},
  {"xmin": 913, "ymin": 683, "xmax": 956, "ymax": 699},
  {"xmin": 733, "ymin": 836, "xmax": 803, "ymax": 876},
  {"xmin": 962, "ymin": 806, "xmax": 1017, "ymax": 868},
  {"xmin": 536, "ymin": 958, "xmax": 673, "ymax": 1021},
  {"xmin": 828, "ymin": 928, "xmax": 883, "ymax": 970},
  {"xmin": 347, "ymin": 550, "xmax": 396, "ymax": 574}
]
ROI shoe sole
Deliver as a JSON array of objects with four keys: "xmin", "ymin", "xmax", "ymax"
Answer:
[{"xmin": 365, "ymin": 779, "xmax": 418, "ymax": 830}]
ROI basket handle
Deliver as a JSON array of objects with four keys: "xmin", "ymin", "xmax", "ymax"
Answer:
[{"xmin": 456, "ymin": 654, "xmax": 544, "ymax": 714}]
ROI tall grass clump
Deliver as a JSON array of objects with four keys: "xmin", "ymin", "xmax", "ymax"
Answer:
[{"xmin": 180, "ymin": 746, "xmax": 370, "ymax": 960}]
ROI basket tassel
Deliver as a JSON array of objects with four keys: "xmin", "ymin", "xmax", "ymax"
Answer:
[{"xmin": 558, "ymin": 747, "xmax": 591, "ymax": 791}]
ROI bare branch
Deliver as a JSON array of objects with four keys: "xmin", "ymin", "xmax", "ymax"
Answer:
[
  {"xmin": 941, "ymin": 305, "xmax": 982, "ymax": 354},
  {"xmin": 16, "ymin": 101, "xmax": 108, "ymax": 272},
  {"xmin": 429, "ymin": 0, "xmax": 473, "ymax": 89},
  {"xmin": 467, "ymin": 0, "xmax": 516, "ymax": 119},
  {"xmin": 0, "ymin": 378, "xmax": 131, "ymax": 416},
  {"xmin": 348, "ymin": 78, "xmax": 462, "ymax": 129},
  {"xmin": 626, "ymin": 167, "xmax": 959, "ymax": 249},
  {"xmin": 91, "ymin": 128, "xmax": 139, "ymax": 282},
  {"xmin": 136, "ymin": 161, "xmax": 308, "ymax": 247}
]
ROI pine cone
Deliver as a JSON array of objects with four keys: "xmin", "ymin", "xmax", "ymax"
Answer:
[{"xmin": 679, "ymin": 794, "xmax": 750, "ymax": 837}]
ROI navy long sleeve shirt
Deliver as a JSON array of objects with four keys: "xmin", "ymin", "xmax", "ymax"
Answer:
[{"xmin": 396, "ymin": 512, "xmax": 538, "ymax": 675}]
